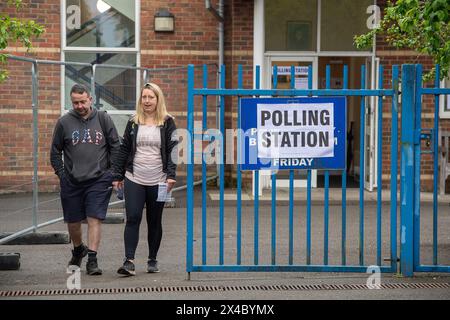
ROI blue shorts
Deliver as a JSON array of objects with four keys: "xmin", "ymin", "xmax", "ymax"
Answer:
[{"xmin": 60, "ymin": 171, "xmax": 113, "ymax": 223}]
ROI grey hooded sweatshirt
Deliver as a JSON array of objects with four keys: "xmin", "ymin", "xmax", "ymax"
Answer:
[{"xmin": 50, "ymin": 108, "xmax": 120, "ymax": 184}]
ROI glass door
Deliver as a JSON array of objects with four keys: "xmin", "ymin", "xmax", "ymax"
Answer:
[{"xmin": 265, "ymin": 56, "xmax": 318, "ymax": 188}]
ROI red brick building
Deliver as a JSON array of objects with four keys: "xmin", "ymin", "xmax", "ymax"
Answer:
[{"xmin": 0, "ymin": 0, "xmax": 449, "ymax": 194}]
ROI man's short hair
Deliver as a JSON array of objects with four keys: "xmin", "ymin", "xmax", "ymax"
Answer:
[{"xmin": 70, "ymin": 83, "xmax": 91, "ymax": 97}]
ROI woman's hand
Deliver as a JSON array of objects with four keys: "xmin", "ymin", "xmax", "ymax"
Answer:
[
  {"xmin": 112, "ymin": 180, "xmax": 123, "ymax": 191},
  {"xmin": 166, "ymin": 179, "xmax": 176, "ymax": 193}
]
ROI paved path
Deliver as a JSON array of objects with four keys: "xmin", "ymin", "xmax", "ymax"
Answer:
[{"xmin": 0, "ymin": 188, "xmax": 449, "ymax": 300}]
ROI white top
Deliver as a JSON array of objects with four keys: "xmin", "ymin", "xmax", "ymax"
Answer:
[{"xmin": 125, "ymin": 125, "xmax": 166, "ymax": 186}]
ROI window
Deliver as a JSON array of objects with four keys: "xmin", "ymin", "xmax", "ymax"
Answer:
[
  {"xmin": 62, "ymin": 0, "xmax": 139, "ymax": 122},
  {"xmin": 264, "ymin": 0, "xmax": 374, "ymax": 52},
  {"xmin": 320, "ymin": 0, "xmax": 373, "ymax": 52},
  {"xmin": 64, "ymin": 52, "xmax": 136, "ymax": 111},
  {"xmin": 65, "ymin": 0, "xmax": 135, "ymax": 48},
  {"xmin": 265, "ymin": 0, "xmax": 317, "ymax": 52}
]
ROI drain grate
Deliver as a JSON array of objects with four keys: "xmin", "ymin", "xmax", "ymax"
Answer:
[{"xmin": 1, "ymin": 282, "xmax": 449, "ymax": 298}]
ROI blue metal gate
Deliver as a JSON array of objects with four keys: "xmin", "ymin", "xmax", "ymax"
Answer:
[
  {"xmin": 400, "ymin": 64, "xmax": 450, "ymax": 276},
  {"xmin": 186, "ymin": 63, "xmax": 449, "ymax": 277}
]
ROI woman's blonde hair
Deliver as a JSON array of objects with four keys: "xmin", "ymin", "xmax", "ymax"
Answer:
[{"xmin": 132, "ymin": 82, "xmax": 170, "ymax": 126}]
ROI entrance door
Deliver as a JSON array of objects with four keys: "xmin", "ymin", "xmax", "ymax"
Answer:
[
  {"xmin": 264, "ymin": 56, "xmax": 318, "ymax": 189},
  {"xmin": 315, "ymin": 56, "xmax": 376, "ymax": 189}
]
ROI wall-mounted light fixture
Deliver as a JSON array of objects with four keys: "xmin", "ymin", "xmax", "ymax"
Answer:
[{"xmin": 154, "ymin": 8, "xmax": 174, "ymax": 32}]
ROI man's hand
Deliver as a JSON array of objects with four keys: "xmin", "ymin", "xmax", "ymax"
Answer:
[{"xmin": 166, "ymin": 179, "xmax": 176, "ymax": 193}]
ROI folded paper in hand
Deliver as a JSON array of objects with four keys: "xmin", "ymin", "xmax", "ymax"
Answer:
[{"xmin": 157, "ymin": 182, "xmax": 173, "ymax": 202}]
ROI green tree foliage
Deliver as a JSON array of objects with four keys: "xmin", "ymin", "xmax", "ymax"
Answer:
[
  {"xmin": 354, "ymin": 0, "xmax": 450, "ymax": 81},
  {"xmin": 0, "ymin": 0, "xmax": 45, "ymax": 82}
]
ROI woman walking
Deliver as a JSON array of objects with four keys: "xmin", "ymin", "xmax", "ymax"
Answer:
[{"xmin": 112, "ymin": 82, "xmax": 177, "ymax": 276}]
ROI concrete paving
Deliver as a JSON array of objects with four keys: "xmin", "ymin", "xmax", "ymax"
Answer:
[{"xmin": 0, "ymin": 185, "xmax": 449, "ymax": 300}]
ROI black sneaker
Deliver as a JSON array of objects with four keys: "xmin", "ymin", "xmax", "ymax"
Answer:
[
  {"xmin": 117, "ymin": 259, "xmax": 136, "ymax": 276},
  {"xmin": 86, "ymin": 258, "xmax": 103, "ymax": 275},
  {"xmin": 147, "ymin": 259, "xmax": 160, "ymax": 273},
  {"xmin": 68, "ymin": 244, "xmax": 88, "ymax": 267}
]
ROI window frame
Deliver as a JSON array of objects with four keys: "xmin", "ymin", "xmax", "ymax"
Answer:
[{"xmin": 60, "ymin": 0, "xmax": 140, "ymax": 116}]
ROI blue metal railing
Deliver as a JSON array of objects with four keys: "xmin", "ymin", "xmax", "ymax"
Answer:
[
  {"xmin": 390, "ymin": 65, "xmax": 400, "ymax": 273},
  {"xmin": 342, "ymin": 65, "xmax": 348, "ymax": 266},
  {"xmin": 271, "ymin": 65, "xmax": 278, "ymax": 266},
  {"xmin": 237, "ymin": 64, "xmax": 243, "ymax": 265},
  {"xmin": 254, "ymin": 66, "xmax": 261, "ymax": 266},
  {"xmin": 219, "ymin": 65, "xmax": 226, "ymax": 266},
  {"xmin": 201, "ymin": 65, "xmax": 208, "ymax": 266}
]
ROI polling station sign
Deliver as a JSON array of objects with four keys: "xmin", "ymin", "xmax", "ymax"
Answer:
[{"xmin": 239, "ymin": 97, "xmax": 346, "ymax": 170}]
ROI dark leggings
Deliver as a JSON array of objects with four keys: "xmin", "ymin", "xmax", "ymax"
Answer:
[{"xmin": 123, "ymin": 177, "xmax": 165, "ymax": 260}]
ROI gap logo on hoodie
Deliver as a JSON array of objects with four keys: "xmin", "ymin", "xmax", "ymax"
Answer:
[{"xmin": 71, "ymin": 129, "xmax": 104, "ymax": 146}]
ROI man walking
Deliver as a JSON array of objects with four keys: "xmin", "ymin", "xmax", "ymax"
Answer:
[{"xmin": 50, "ymin": 83, "xmax": 120, "ymax": 275}]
